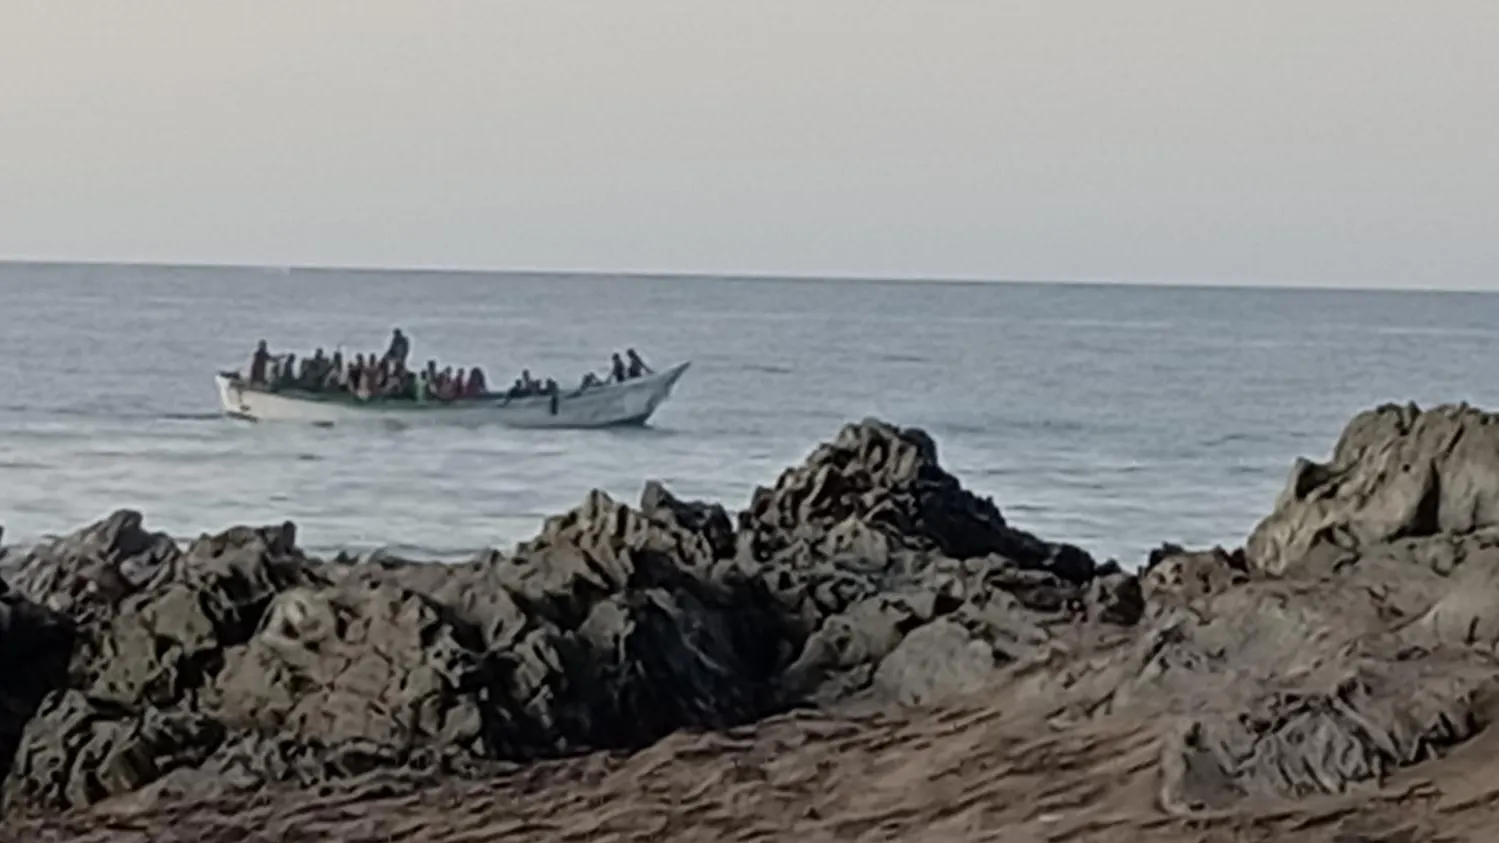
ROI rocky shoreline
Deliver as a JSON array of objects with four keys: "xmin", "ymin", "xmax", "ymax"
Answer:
[{"xmin": 4, "ymin": 405, "xmax": 1499, "ymax": 841}]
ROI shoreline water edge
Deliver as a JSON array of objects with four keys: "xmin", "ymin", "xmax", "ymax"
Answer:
[{"xmin": 3, "ymin": 402, "xmax": 1498, "ymax": 841}]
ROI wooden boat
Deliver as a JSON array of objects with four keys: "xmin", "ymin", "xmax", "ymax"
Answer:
[{"xmin": 214, "ymin": 362, "xmax": 690, "ymax": 428}]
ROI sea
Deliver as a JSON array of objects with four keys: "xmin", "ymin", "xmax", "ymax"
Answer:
[{"xmin": 1, "ymin": 261, "xmax": 1495, "ymax": 567}]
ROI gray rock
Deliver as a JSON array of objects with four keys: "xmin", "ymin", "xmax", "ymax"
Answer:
[
  {"xmin": 71, "ymin": 521, "xmax": 315, "ymax": 709},
  {"xmin": 871, "ymin": 620, "xmax": 995, "ymax": 706},
  {"xmin": 1246, "ymin": 403, "xmax": 1499, "ymax": 575},
  {"xmin": 0, "ymin": 417, "xmax": 1132, "ymax": 818},
  {"xmin": 2, "ymin": 690, "xmax": 224, "ymax": 816},
  {"xmin": 208, "ymin": 581, "xmax": 489, "ymax": 755},
  {"xmin": 4, "ymin": 510, "xmax": 178, "ymax": 624},
  {"xmin": 0, "ymin": 590, "xmax": 73, "ymax": 786}
]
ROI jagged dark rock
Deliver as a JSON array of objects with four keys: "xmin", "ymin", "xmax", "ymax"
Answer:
[
  {"xmin": 728, "ymin": 419, "xmax": 1127, "ymax": 705},
  {"xmin": 1, "ymin": 418, "xmax": 1124, "ymax": 818},
  {"xmin": 2, "ymin": 691, "xmax": 225, "ymax": 817},
  {"xmin": 2, "ymin": 509, "xmax": 177, "ymax": 625},
  {"xmin": 0, "ymin": 589, "xmax": 74, "ymax": 787},
  {"xmin": 1245, "ymin": 402, "xmax": 1499, "ymax": 575},
  {"xmin": 46, "ymin": 407, "xmax": 1499, "ymax": 834}
]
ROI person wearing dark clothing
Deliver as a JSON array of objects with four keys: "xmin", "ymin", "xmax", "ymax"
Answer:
[
  {"xmin": 384, "ymin": 329, "xmax": 410, "ymax": 368},
  {"xmin": 306, "ymin": 348, "xmax": 328, "ymax": 389},
  {"xmin": 278, "ymin": 353, "xmax": 298, "ymax": 390},
  {"xmin": 327, "ymin": 351, "xmax": 345, "ymax": 389},
  {"xmin": 626, "ymin": 348, "xmax": 651, "ymax": 378},
  {"xmin": 610, "ymin": 353, "xmax": 627, "ymax": 383},
  {"xmin": 545, "ymin": 378, "xmax": 560, "ymax": 415},
  {"xmin": 349, "ymin": 354, "xmax": 366, "ymax": 392},
  {"xmin": 249, "ymin": 340, "xmax": 271, "ymax": 385}
]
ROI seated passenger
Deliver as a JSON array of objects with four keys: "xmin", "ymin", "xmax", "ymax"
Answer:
[
  {"xmin": 383, "ymin": 360, "xmax": 406, "ymax": 397},
  {"xmin": 609, "ymin": 353, "xmax": 627, "ymax": 383},
  {"xmin": 626, "ymin": 348, "xmax": 652, "ymax": 378},
  {"xmin": 308, "ymin": 348, "xmax": 328, "ymax": 382},
  {"xmin": 453, "ymin": 368, "xmax": 468, "ymax": 399},
  {"xmin": 367, "ymin": 362, "xmax": 387, "ymax": 396},
  {"xmin": 349, "ymin": 354, "xmax": 366, "ymax": 392},
  {"xmin": 326, "ymin": 351, "xmax": 345, "ymax": 390},
  {"xmin": 580, "ymin": 372, "xmax": 602, "ymax": 390},
  {"xmin": 278, "ymin": 353, "xmax": 298, "ymax": 390},
  {"xmin": 466, "ymin": 367, "xmax": 488, "ymax": 397},
  {"xmin": 249, "ymin": 340, "xmax": 272, "ymax": 385}
]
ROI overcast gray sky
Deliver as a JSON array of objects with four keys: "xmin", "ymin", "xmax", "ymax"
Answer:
[{"xmin": 1, "ymin": 2, "xmax": 1495, "ymax": 287}]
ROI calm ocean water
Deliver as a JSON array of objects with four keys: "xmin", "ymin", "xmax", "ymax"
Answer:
[{"xmin": 1, "ymin": 262, "xmax": 1495, "ymax": 565}]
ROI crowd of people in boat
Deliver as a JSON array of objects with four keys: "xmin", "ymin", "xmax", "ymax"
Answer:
[{"xmin": 242, "ymin": 329, "xmax": 655, "ymax": 402}]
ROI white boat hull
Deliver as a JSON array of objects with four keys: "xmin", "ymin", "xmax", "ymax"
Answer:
[{"xmin": 214, "ymin": 362, "xmax": 690, "ymax": 428}]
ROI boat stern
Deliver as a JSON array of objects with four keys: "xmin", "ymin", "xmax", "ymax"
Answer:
[{"xmin": 215, "ymin": 371, "xmax": 256, "ymax": 420}]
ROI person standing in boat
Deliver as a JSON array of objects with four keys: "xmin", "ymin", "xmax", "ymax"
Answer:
[
  {"xmin": 383, "ymin": 328, "xmax": 410, "ymax": 369},
  {"xmin": 248, "ymin": 340, "xmax": 272, "ymax": 385},
  {"xmin": 609, "ymin": 353, "xmax": 627, "ymax": 384}
]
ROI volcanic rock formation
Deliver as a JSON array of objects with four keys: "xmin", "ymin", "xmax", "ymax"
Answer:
[
  {"xmin": 8, "ymin": 405, "xmax": 1499, "ymax": 842},
  {"xmin": 0, "ymin": 418, "xmax": 1126, "ymax": 820}
]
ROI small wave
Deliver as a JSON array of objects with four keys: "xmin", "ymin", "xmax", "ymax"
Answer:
[
  {"xmin": 1227, "ymin": 463, "xmax": 1276, "ymax": 476},
  {"xmin": 1031, "ymin": 318, "xmax": 1174, "ymax": 331},
  {"xmin": 1366, "ymin": 325, "xmax": 1499, "ymax": 339},
  {"xmin": 927, "ymin": 417, "xmax": 1093, "ymax": 438},
  {"xmin": 304, "ymin": 541, "xmax": 490, "ymax": 562},
  {"xmin": 741, "ymin": 363, "xmax": 793, "ymax": 375},
  {"xmin": 157, "ymin": 412, "xmax": 226, "ymax": 422},
  {"xmin": 1199, "ymin": 431, "xmax": 1271, "ymax": 448},
  {"xmin": 592, "ymin": 424, "xmax": 680, "ymax": 440}
]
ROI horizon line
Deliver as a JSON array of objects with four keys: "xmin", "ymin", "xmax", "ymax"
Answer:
[{"xmin": 0, "ymin": 255, "xmax": 1492, "ymax": 296}]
